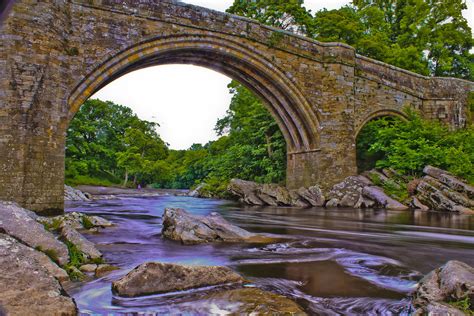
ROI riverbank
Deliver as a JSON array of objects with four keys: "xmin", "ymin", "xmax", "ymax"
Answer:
[{"xmin": 76, "ymin": 185, "xmax": 188, "ymax": 197}]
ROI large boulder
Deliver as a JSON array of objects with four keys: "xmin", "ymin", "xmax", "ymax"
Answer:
[
  {"xmin": 228, "ymin": 179, "xmax": 265, "ymax": 205},
  {"xmin": 162, "ymin": 208, "xmax": 269, "ymax": 244},
  {"xmin": 228, "ymin": 179, "xmax": 325, "ymax": 208},
  {"xmin": 202, "ymin": 288, "xmax": 307, "ymax": 315},
  {"xmin": 64, "ymin": 185, "xmax": 91, "ymax": 201},
  {"xmin": 0, "ymin": 201, "xmax": 69, "ymax": 266},
  {"xmin": 294, "ymin": 185, "xmax": 325, "ymax": 207},
  {"xmin": 416, "ymin": 178, "xmax": 473, "ymax": 213},
  {"xmin": 362, "ymin": 186, "xmax": 409, "ymax": 211},
  {"xmin": 59, "ymin": 223, "xmax": 102, "ymax": 260},
  {"xmin": 412, "ymin": 260, "xmax": 474, "ymax": 315},
  {"xmin": 112, "ymin": 262, "xmax": 245, "ymax": 297},
  {"xmin": 0, "ymin": 234, "xmax": 77, "ymax": 315},
  {"xmin": 414, "ymin": 166, "xmax": 474, "ymax": 213},
  {"xmin": 424, "ymin": 166, "xmax": 474, "ymax": 199},
  {"xmin": 326, "ymin": 176, "xmax": 373, "ymax": 208},
  {"xmin": 258, "ymin": 184, "xmax": 293, "ymax": 206}
]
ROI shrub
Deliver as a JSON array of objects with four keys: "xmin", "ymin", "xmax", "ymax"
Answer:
[{"xmin": 359, "ymin": 109, "xmax": 474, "ymax": 184}]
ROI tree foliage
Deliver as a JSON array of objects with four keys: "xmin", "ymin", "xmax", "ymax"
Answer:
[
  {"xmin": 314, "ymin": 0, "xmax": 473, "ymax": 79},
  {"xmin": 357, "ymin": 110, "xmax": 474, "ymax": 183},
  {"xmin": 66, "ymin": 99, "xmax": 168, "ymax": 186}
]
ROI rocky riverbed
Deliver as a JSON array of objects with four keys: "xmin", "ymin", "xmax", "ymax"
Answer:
[
  {"xmin": 1, "ymin": 180, "xmax": 473, "ymax": 314},
  {"xmin": 221, "ymin": 166, "xmax": 474, "ymax": 214}
]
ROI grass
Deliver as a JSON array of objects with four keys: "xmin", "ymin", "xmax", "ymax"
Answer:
[
  {"xmin": 82, "ymin": 216, "xmax": 94, "ymax": 230},
  {"xmin": 42, "ymin": 218, "xmax": 63, "ymax": 232},
  {"xmin": 64, "ymin": 241, "xmax": 87, "ymax": 280},
  {"xmin": 368, "ymin": 171, "xmax": 410, "ymax": 203},
  {"xmin": 65, "ymin": 175, "xmax": 120, "ymax": 187},
  {"xmin": 449, "ymin": 297, "xmax": 473, "ymax": 315}
]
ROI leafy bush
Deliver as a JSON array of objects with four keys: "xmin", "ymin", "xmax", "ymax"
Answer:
[{"xmin": 359, "ymin": 109, "xmax": 474, "ymax": 184}]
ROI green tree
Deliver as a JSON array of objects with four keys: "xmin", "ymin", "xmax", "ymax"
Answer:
[{"xmin": 227, "ymin": 0, "xmax": 315, "ymax": 36}]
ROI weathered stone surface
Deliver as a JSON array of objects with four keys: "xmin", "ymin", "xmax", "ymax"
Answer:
[
  {"xmin": 327, "ymin": 176, "xmax": 373, "ymax": 208},
  {"xmin": 188, "ymin": 183, "xmax": 206, "ymax": 198},
  {"xmin": 95, "ymin": 264, "xmax": 119, "ymax": 277},
  {"xmin": 362, "ymin": 186, "xmax": 409, "ymax": 210},
  {"xmin": 38, "ymin": 212, "xmax": 113, "ymax": 231},
  {"xmin": 79, "ymin": 264, "xmax": 98, "ymax": 273},
  {"xmin": 259, "ymin": 184, "xmax": 293, "ymax": 206},
  {"xmin": 0, "ymin": 234, "xmax": 77, "ymax": 315},
  {"xmin": 202, "ymin": 288, "xmax": 307, "ymax": 315},
  {"xmin": 424, "ymin": 166, "xmax": 474, "ymax": 199},
  {"xmin": 59, "ymin": 223, "xmax": 102, "ymax": 260},
  {"xmin": 411, "ymin": 197, "xmax": 430, "ymax": 211},
  {"xmin": 64, "ymin": 185, "xmax": 91, "ymax": 201},
  {"xmin": 112, "ymin": 262, "xmax": 245, "ymax": 297},
  {"xmin": 413, "ymin": 260, "xmax": 474, "ymax": 315},
  {"xmin": 0, "ymin": 201, "xmax": 69, "ymax": 266},
  {"xmin": 416, "ymin": 179, "xmax": 473, "ymax": 213},
  {"xmin": 1, "ymin": 1, "xmax": 471, "ymax": 213},
  {"xmin": 87, "ymin": 215, "xmax": 113, "ymax": 228},
  {"xmin": 295, "ymin": 185, "xmax": 325, "ymax": 206},
  {"xmin": 162, "ymin": 208, "xmax": 262, "ymax": 244},
  {"xmin": 228, "ymin": 179, "xmax": 265, "ymax": 205}
]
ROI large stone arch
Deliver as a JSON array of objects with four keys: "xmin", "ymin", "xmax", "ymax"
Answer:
[
  {"xmin": 66, "ymin": 34, "xmax": 320, "ymax": 153},
  {"xmin": 0, "ymin": 0, "xmax": 472, "ymax": 214}
]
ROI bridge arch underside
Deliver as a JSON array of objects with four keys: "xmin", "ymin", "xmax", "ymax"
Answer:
[{"xmin": 68, "ymin": 36, "xmax": 321, "ymax": 155}]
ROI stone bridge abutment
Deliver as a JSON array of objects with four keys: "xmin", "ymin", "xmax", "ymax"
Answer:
[{"xmin": 1, "ymin": 1, "xmax": 473, "ymax": 214}]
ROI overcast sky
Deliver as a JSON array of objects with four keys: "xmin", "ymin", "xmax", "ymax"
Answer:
[{"xmin": 93, "ymin": 0, "xmax": 474, "ymax": 150}]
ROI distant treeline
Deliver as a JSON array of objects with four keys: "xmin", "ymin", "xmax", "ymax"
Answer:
[{"xmin": 65, "ymin": 81, "xmax": 286, "ymax": 191}]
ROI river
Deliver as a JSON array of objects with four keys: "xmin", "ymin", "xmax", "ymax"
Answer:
[{"xmin": 64, "ymin": 195, "xmax": 474, "ymax": 315}]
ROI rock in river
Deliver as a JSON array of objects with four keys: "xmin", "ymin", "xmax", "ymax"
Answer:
[
  {"xmin": 0, "ymin": 201, "xmax": 69, "ymax": 266},
  {"xmin": 202, "ymin": 288, "xmax": 307, "ymax": 315},
  {"xmin": 412, "ymin": 260, "xmax": 474, "ymax": 315},
  {"xmin": 0, "ymin": 234, "xmax": 76, "ymax": 315},
  {"xmin": 162, "ymin": 208, "xmax": 271, "ymax": 244},
  {"xmin": 59, "ymin": 223, "xmax": 102, "ymax": 260},
  {"xmin": 112, "ymin": 262, "xmax": 245, "ymax": 297}
]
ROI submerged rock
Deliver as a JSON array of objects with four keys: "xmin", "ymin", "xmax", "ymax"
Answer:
[
  {"xmin": 202, "ymin": 288, "xmax": 307, "ymax": 315},
  {"xmin": 95, "ymin": 264, "xmax": 119, "ymax": 277},
  {"xmin": 112, "ymin": 262, "xmax": 245, "ymax": 297},
  {"xmin": 0, "ymin": 234, "xmax": 76, "ymax": 315},
  {"xmin": 412, "ymin": 260, "xmax": 474, "ymax": 315},
  {"xmin": 38, "ymin": 212, "xmax": 113, "ymax": 231},
  {"xmin": 162, "ymin": 208, "xmax": 270, "ymax": 244},
  {"xmin": 0, "ymin": 201, "xmax": 69, "ymax": 266}
]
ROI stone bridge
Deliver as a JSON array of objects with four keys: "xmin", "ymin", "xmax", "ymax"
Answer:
[{"xmin": 1, "ymin": 1, "xmax": 473, "ymax": 214}]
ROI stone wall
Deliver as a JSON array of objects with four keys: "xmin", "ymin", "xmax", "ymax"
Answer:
[{"xmin": 0, "ymin": 0, "xmax": 473, "ymax": 213}]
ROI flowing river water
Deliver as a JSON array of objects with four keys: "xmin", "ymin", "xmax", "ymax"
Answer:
[{"xmin": 65, "ymin": 194, "xmax": 474, "ymax": 315}]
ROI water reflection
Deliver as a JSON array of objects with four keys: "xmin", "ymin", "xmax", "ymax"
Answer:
[{"xmin": 65, "ymin": 196, "xmax": 474, "ymax": 315}]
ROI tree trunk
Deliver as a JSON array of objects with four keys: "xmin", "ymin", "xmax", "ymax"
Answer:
[
  {"xmin": 265, "ymin": 133, "xmax": 273, "ymax": 157},
  {"xmin": 123, "ymin": 169, "xmax": 128, "ymax": 187}
]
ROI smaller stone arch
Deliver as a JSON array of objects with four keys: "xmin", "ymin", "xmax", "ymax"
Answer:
[{"xmin": 355, "ymin": 109, "xmax": 408, "ymax": 139}]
